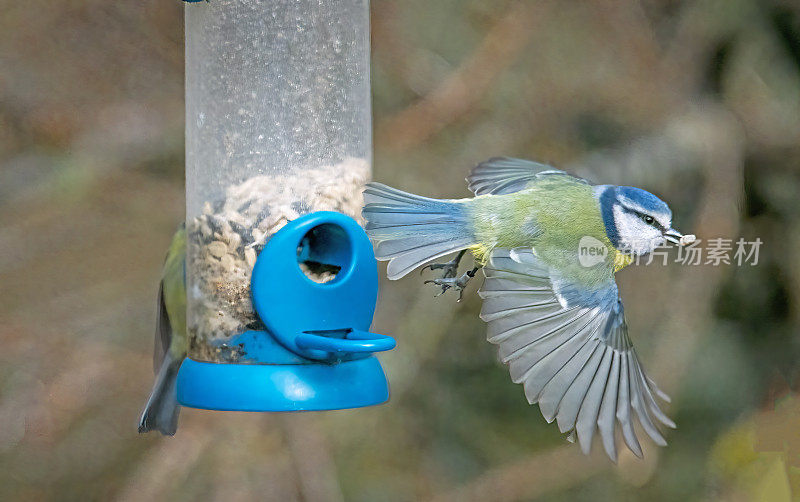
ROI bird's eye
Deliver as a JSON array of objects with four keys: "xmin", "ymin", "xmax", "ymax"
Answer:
[{"xmin": 643, "ymin": 215, "xmax": 655, "ymax": 224}]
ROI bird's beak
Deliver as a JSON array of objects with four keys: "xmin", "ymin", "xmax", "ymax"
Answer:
[
  {"xmin": 664, "ymin": 228, "xmax": 696, "ymax": 246},
  {"xmin": 663, "ymin": 228, "xmax": 682, "ymax": 244}
]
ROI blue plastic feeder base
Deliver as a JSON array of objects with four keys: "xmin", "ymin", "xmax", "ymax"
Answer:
[{"xmin": 176, "ymin": 356, "xmax": 390, "ymax": 412}]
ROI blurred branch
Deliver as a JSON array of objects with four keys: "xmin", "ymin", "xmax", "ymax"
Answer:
[
  {"xmin": 281, "ymin": 415, "xmax": 344, "ymax": 502},
  {"xmin": 375, "ymin": 1, "xmax": 544, "ymax": 152},
  {"xmin": 650, "ymin": 106, "xmax": 745, "ymax": 392},
  {"xmin": 427, "ymin": 445, "xmax": 606, "ymax": 502},
  {"xmin": 116, "ymin": 431, "xmax": 208, "ymax": 502}
]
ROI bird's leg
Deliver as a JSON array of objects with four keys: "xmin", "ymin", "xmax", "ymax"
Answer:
[
  {"xmin": 424, "ymin": 265, "xmax": 481, "ymax": 302},
  {"xmin": 420, "ymin": 250, "xmax": 466, "ymax": 279}
]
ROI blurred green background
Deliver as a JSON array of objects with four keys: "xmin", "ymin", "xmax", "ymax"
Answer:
[{"xmin": 1, "ymin": 0, "xmax": 800, "ymax": 500}]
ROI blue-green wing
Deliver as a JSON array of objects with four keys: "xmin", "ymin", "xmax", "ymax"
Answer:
[
  {"xmin": 140, "ymin": 226, "xmax": 186, "ymax": 436},
  {"xmin": 153, "ymin": 281, "xmax": 171, "ymax": 373},
  {"xmin": 479, "ymin": 248, "xmax": 673, "ymax": 461},
  {"xmin": 467, "ymin": 157, "xmax": 588, "ymax": 196},
  {"xmin": 154, "ymin": 225, "xmax": 187, "ymax": 370}
]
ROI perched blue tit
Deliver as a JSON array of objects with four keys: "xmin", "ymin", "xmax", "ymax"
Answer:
[
  {"xmin": 362, "ymin": 157, "xmax": 695, "ymax": 461},
  {"xmin": 138, "ymin": 225, "xmax": 187, "ymax": 436}
]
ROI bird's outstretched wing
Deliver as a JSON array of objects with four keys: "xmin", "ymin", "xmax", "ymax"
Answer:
[
  {"xmin": 467, "ymin": 157, "xmax": 589, "ymax": 196},
  {"xmin": 478, "ymin": 248, "xmax": 674, "ymax": 461}
]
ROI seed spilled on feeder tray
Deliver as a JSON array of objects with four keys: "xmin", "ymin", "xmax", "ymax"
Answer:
[{"xmin": 187, "ymin": 158, "xmax": 369, "ymax": 362}]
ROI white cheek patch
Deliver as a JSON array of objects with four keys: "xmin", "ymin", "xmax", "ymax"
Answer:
[{"xmin": 613, "ymin": 206, "xmax": 663, "ymax": 255}]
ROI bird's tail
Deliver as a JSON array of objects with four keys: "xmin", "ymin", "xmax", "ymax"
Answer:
[
  {"xmin": 362, "ymin": 183, "xmax": 476, "ymax": 279},
  {"xmin": 138, "ymin": 352, "xmax": 182, "ymax": 436}
]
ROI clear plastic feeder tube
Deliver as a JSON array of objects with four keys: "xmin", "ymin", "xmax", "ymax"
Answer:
[{"xmin": 185, "ymin": 0, "xmax": 371, "ymax": 362}]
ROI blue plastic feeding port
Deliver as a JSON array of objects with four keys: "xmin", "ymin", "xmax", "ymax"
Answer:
[{"xmin": 177, "ymin": 211, "xmax": 395, "ymax": 412}]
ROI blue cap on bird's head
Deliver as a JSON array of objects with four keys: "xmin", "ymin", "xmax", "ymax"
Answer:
[
  {"xmin": 615, "ymin": 186, "xmax": 672, "ymax": 221},
  {"xmin": 598, "ymin": 185, "xmax": 690, "ymax": 255}
]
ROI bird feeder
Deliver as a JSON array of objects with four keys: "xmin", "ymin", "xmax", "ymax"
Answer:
[{"xmin": 177, "ymin": 0, "xmax": 394, "ymax": 411}]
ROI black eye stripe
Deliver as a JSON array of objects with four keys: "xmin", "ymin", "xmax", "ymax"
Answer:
[
  {"xmin": 620, "ymin": 206, "xmax": 666, "ymax": 231},
  {"xmin": 638, "ymin": 212, "xmax": 665, "ymax": 231}
]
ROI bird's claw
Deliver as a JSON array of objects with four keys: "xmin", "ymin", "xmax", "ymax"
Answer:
[
  {"xmin": 424, "ymin": 270, "xmax": 475, "ymax": 302},
  {"xmin": 420, "ymin": 259, "xmax": 460, "ymax": 279}
]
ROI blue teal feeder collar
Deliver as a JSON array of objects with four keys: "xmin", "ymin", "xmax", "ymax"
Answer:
[
  {"xmin": 176, "ymin": 211, "xmax": 394, "ymax": 412},
  {"xmin": 252, "ymin": 211, "xmax": 393, "ymax": 361}
]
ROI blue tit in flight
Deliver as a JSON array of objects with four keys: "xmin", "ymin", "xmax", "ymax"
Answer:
[
  {"xmin": 138, "ymin": 225, "xmax": 187, "ymax": 436},
  {"xmin": 362, "ymin": 157, "xmax": 695, "ymax": 461}
]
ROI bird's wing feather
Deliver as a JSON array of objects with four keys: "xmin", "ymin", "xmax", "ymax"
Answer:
[
  {"xmin": 154, "ymin": 225, "xmax": 187, "ymax": 371},
  {"xmin": 153, "ymin": 280, "xmax": 172, "ymax": 374},
  {"xmin": 467, "ymin": 157, "xmax": 589, "ymax": 196},
  {"xmin": 478, "ymin": 248, "xmax": 673, "ymax": 461}
]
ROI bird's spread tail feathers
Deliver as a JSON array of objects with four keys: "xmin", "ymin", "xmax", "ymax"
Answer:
[
  {"xmin": 138, "ymin": 352, "xmax": 182, "ymax": 436},
  {"xmin": 363, "ymin": 183, "xmax": 475, "ymax": 279}
]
